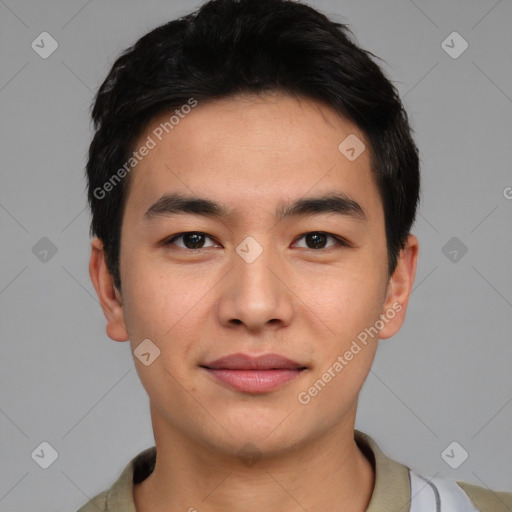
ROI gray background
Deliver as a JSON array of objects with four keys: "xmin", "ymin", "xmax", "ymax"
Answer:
[{"xmin": 0, "ymin": 0, "xmax": 511, "ymax": 510}]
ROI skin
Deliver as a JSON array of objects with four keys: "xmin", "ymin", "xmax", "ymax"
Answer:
[{"xmin": 89, "ymin": 91, "xmax": 418, "ymax": 512}]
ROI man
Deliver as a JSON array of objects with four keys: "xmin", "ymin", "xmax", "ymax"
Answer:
[{"xmin": 79, "ymin": 0, "xmax": 512, "ymax": 510}]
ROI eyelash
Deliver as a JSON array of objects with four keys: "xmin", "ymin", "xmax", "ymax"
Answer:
[{"xmin": 162, "ymin": 231, "xmax": 350, "ymax": 251}]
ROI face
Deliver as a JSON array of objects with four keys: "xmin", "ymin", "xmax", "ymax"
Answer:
[{"xmin": 91, "ymin": 92, "xmax": 417, "ymax": 457}]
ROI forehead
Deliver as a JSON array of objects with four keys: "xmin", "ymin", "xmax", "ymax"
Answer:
[{"xmin": 124, "ymin": 92, "xmax": 381, "ymax": 222}]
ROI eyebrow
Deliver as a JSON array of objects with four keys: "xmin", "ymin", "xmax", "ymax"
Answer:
[{"xmin": 144, "ymin": 192, "xmax": 367, "ymax": 223}]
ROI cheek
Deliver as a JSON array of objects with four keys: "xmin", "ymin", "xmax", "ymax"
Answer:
[
  {"xmin": 120, "ymin": 253, "xmax": 204, "ymax": 344},
  {"xmin": 296, "ymin": 275, "xmax": 384, "ymax": 412},
  {"xmin": 308, "ymin": 266, "xmax": 386, "ymax": 339}
]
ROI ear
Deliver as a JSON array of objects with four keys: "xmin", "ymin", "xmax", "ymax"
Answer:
[
  {"xmin": 378, "ymin": 234, "xmax": 419, "ymax": 339},
  {"xmin": 89, "ymin": 237, "xmax": 129, "ymax": 342}
]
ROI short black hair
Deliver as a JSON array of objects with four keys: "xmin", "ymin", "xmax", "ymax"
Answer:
[{"xmin": 86, "ymin": 0, "xmax": 420, "ymax": 291}]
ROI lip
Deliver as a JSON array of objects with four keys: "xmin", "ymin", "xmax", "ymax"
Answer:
[
  {"xmin": 203, "ymin": 353, "xmax": 306, "ymax": 370},
  {"xmin": 201, "ymin": 353, "xmax": 308, "ymax": 393}
]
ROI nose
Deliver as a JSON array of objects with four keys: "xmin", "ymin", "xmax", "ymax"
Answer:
[{"xmin": 216, "ymin": 239, "xmax": 294, "ymax": 332}]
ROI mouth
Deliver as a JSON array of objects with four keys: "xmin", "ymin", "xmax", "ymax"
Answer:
[{"xmin": 200, "ymin": 353, "xmax": 308, "ymax": 393}]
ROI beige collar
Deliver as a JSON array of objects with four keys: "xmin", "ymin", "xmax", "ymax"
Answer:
[{"xmin": 104, "ymin": 429, "xmax": 411, "ymax": 512}]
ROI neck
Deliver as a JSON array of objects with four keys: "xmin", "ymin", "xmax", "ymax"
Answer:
[{"xmin": 133, "ymin": 404, "xmax": 374, "ymax": 512}]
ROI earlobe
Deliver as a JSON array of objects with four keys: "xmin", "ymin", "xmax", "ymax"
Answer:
[
  {"xmin": 89, "ymin": 237, "xmax": 129, "ymax": 342},
  {"xmin": 378, "ymin": 234, "xmax": 419, "ymax": 340}
]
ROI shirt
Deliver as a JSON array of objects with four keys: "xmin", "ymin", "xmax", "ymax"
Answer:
[{"xmin": 77, "ymin": 429, "xmax": 512, "ymax": 511}]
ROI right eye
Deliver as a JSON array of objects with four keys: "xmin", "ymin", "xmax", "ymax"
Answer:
[{"xmin": 163, "ymin": 231, "xmax": 221, "ymax": 250}]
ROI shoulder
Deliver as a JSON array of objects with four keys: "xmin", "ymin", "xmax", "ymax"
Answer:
[
  {"xmin": 457, "ymin": 480, "xmax": 512, "ymax": 512},
  {"xmin": 409, "ymin": 470, "xmax": 512, "ymax": 512},
  {"xmin": 75, "ymin": 446, "xmax": 156, "ymax": 511},
  {"xmin": 410, "ymin": 471, "xmax": 473, "ymax": 511},
  {"xmin": 76, "ymin": 490, "xmax": 107, "ymax": 511},
  {"xmin": 354, "ymin": 430, "xmax": 511, "ymax": 512}
]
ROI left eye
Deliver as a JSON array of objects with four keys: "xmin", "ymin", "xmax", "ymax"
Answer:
[{"xmin": 293, "ymin": 231, "xmax": 345, "ymax": 250}]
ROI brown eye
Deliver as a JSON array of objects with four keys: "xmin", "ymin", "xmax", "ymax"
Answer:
[
  {"xmin": 306, "ymin": 232, "xmax": 328, "ymax": 249},
  {"xmin": 294, "ymin": 232, "xmax": 347, "ymax": 250},
  {"xmin": 164, "ymin": 232, "xmax": 218, "ymax": 249}
]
